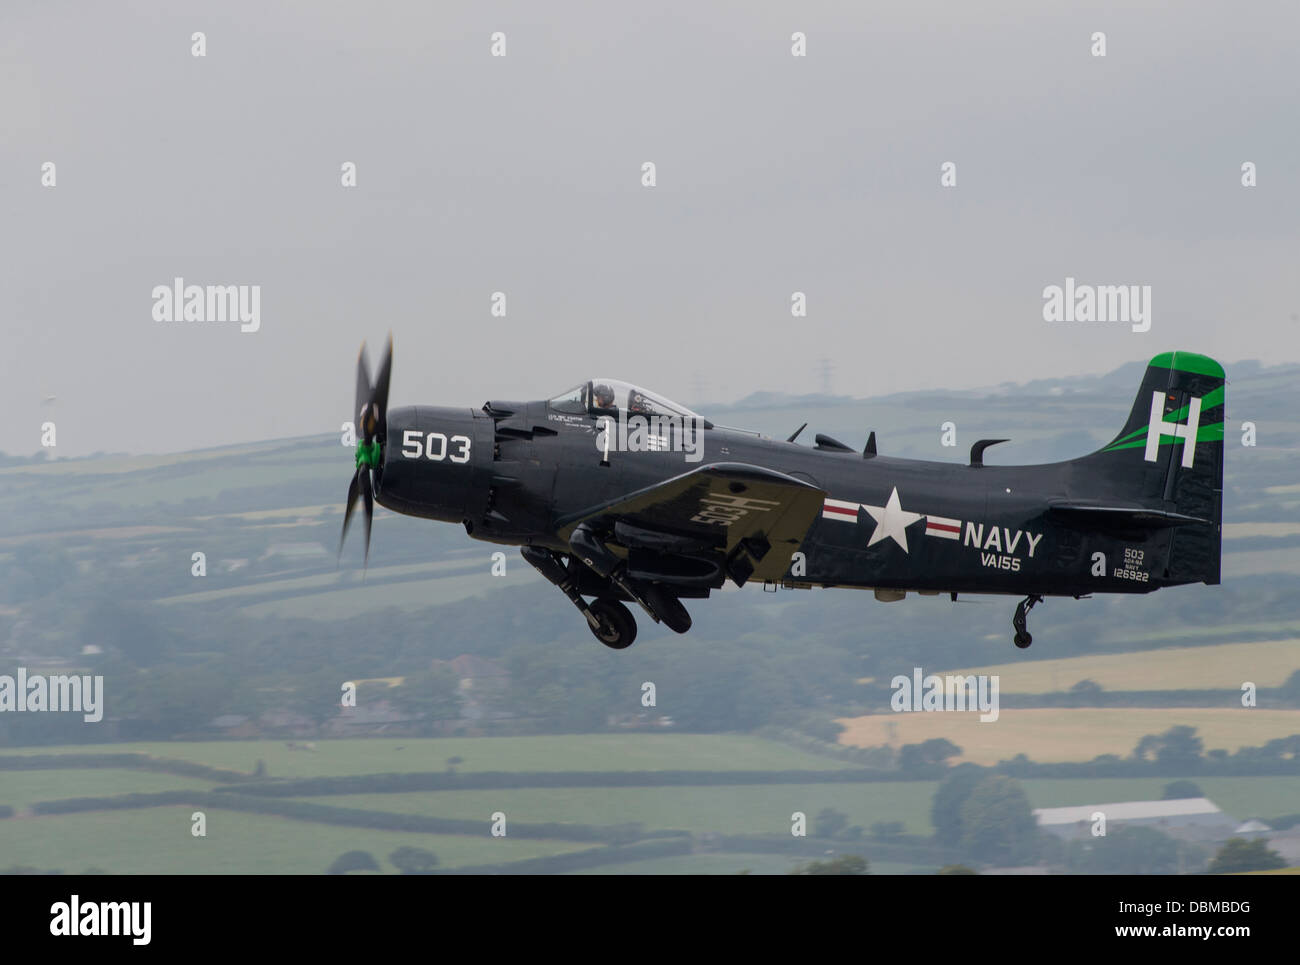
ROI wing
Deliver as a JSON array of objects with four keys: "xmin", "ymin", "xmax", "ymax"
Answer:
[{"xmin": 556, "ymin": 462, "xmax": 827, "ymax": 586}]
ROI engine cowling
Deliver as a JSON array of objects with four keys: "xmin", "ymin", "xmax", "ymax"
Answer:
[{"xmin": 375, "ymin": 406, "xmax": 493, "ymax": 524}]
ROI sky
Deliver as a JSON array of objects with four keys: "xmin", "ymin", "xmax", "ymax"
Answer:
[{"xmin": 4, "ymin": 0, "xmax": 1298, "ymax": 458}]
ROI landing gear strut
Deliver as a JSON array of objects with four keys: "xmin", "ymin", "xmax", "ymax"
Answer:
[
  {"xmin": 520, "ymin": 542, "xmax": 692, "ymax": 649},
  {"xmin": 1012, "ymin": 594, "xmax": 1042, "ymax": 649},
  {"xmin": 568, "ymin": 522, "xmax": 693, "ymax": 636},
  {"xmin": 520, "ymin": 545, "xmax": 604, "ymax": 632}
]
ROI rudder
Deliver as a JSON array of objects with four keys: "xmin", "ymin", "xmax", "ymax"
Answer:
[{"xmin": 1089, "ymin": 352, "xmax": 1225, "ymax": 585}]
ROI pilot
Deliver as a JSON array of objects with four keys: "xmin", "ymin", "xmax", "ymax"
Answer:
[
  {"xmin": 628, "ymin": 391, "xmax": 653, "ymax": 415},
  {"xmin": 592, "ymin": 383, "xmax": 616, "ymax": 410}
]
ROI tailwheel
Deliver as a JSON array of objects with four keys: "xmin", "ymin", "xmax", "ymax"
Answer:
[
  {"xmin": 588, "ymin": 598, "xmax": 638, "ymax": 650},
  {"xmin": 1011, "ymin": 594, "xmax": 1043, "ymax": 649}
]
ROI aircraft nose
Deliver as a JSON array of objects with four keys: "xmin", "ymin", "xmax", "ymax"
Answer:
[{"xmin": 374, "ymin": 406, "xmax": 489, "ymax": 524}]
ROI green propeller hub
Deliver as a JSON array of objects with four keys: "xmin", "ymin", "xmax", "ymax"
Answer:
[{"xmin": 355, "ymin": 439, "xmax": 381, "ymax": 470}]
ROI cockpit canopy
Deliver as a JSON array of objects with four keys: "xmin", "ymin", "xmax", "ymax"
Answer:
[{"xmin": 549, "ymin": 379, "xmax": 703, "ymax": 421}]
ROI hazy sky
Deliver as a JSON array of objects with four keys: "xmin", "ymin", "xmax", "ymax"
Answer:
[{"xmin": 5, "ymin": 1, "xmax": 1298, "ymax": 457}]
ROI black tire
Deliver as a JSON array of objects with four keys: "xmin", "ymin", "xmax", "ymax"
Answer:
[
  {"xmin": 588, "ymin": 599, "xmax": 637, "ymax": 649},
  {"xmin": 1014, "ymin": 631, "xmax": 1033, "ymax": 649}
]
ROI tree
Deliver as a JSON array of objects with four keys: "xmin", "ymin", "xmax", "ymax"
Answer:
[
  {"xmin": 1156, "ymin": 726, "xmax": 1204, "ymax": 768},
  {"xmin": 898, "ymin": 738, "xmax": 961, "ymax": 773},
  {"xmin": 114, "ymin": 665, "xmax": 235, "ymax": 737},
  {"xmin": 327, "ymin": 851, "xmax": 381, "ymax": 875},
  {"xmin": 800, "ymin": 714, "xmax": 846, "ymax": 743},
  {"xmin": 288, "ymin": 667, "xmax": 352, "ymax": 729},
  {"xmin": 790, "ymin": 855, "xmax": 868, "ymax": 875},
  {"xmin": 1279, "ymin": 670, "xmax": 1300, "ymax": 706},
  {"xmin": 958, "ymin": 775, "xmax": 1038, "ymax": 865},
  {"xmin": 931, "ymin": 763, "xmax": 987, "ymax": 847},
  {"xmin": 1067, "ymin": 679, "xmax": 1104, "ymax": 704},
  {"xmin": 814, "ymin": 807, "xmax": 849, "ymax": 839},
  {"xmin": 1133, "ymin": 733, "xmax": 1159, "ymax": 761},
  {"xmin": 1133, "ymin": 726, "xmax": 1203, "ymax": 768},
  {"xmin": 82, "ymin": 599, "xmax": 168, "ymax": 666},
  {"xmin": 389, "ymin": 846, "xmax": 439, "ymax": 874},
  {"xmin": 1258, "ymin": 735, "xmax": 1300, "ymax": 761},
  {"xmin": 1208, "ymin": 838, "xmax": 1286, "ymax": 874},
  {"xmin": 937, "ymin": 865, "xmax": 977, "ymax": 874},
  {"xmin": 389, "ymin": 667, "xmax": 462, "ymax": 723},
  {"xmin": 1161, "ymin": 780, "xmax": 1203, "ymax": 800},
  {"xmin": 0, "ymin": 545, "xmax": 76, "ymax": 603},
  {"xmin": 1067, "ymin": 826, "xmax": 1181, "ymax": 874}
]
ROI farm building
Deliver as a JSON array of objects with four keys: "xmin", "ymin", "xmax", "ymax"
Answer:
[{"xmin": 1033, "ymin": 798, "xmax": 1239, "ymax": 842}]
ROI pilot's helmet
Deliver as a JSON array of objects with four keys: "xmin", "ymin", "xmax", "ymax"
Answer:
[{"xmin": 593, "ymin": 383, "xmax": 615, "ymax": 408}]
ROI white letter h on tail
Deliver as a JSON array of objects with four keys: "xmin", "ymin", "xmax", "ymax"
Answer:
[{"xmin": 1145, "ymin": 391, "xmax": 1201, "ymax": 468}]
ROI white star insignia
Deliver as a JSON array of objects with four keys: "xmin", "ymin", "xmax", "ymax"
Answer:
[{"xmin": 861, "ymin": 486, "xmax": 924, "ymax": 553}]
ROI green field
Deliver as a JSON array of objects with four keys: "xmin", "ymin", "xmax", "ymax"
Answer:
[
  {"xmin": 3, "ymin": 735, "xmax": 1297, "ymax": 874},
  {"xmin": 0, "ymin": 769, "xmax": 217, "ymax": 811},
  {"xmin": 0, "ymin": 807, "xmax": 586, "ymax": 874},
  {"xmin": 0, "ymin": 735, "xmax": 853, "ymax": 778},
  {"xmin": 570, "ymin": 855, "xmax": 923, "ymax": 875},
  {"xmin": 297, "ymin": 783, "xmax": 939, "ymax": 835},
  {"xmin": 293, "ymin": 775, "xmax": 1300, "ymax": 836}
]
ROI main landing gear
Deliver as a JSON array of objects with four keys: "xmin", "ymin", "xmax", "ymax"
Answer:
[
  {"xmin": 520, "ymin": 543, "xmax": 692, "ymax": 650},
  {"xmin": 1012, "ymin": 594, "xmax": 1043, "ymax": 649},
  {"xmin": 587, "ymin": 599, "xmax": 637, "ymax": 650}
]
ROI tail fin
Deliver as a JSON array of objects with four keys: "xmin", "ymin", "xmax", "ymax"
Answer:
[{"xmin": 1081, "ymin": 352, "xmax": 1225, "ymax": 585}]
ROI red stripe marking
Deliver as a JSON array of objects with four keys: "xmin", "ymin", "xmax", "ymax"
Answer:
[
  {"xmin": 927, "ymin": 521, "xmax": 960, "ymax": 534},
  {"xmin": 824, "ymin": 505, "xmax": 858, "ymax": 517}
]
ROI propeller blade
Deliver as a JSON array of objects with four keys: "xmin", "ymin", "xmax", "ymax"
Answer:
[
  {"xmin": 361, "ymin": 471, "xmax": 374, "ymax": 567},
  {"xmin": 356, "ymin": 342, "xmax": 373, "ymax": 438},
  {"xmin": 342, "ymin": 336, "xmax": 389, "ymax": 567},
  {"xmin": 372, "ymin": 334, "xmax": 392, "ymax": 442},
  {"xmin": 339, "ymin": 467, "xmax": 361, "ymax": 558}
]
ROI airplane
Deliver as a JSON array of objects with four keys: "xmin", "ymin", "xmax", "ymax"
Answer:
[{"xmin": 341, "ymin": 340, "xmax": 1224, "ymax": 651}]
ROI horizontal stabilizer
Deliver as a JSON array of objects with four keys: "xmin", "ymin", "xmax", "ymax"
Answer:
[{"xmin": 1047, "ymin": 500, "xmax": 1211, "ymax": 529}]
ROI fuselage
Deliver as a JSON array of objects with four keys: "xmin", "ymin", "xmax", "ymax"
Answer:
[{"xmin": 376, "ymin": 400, "xmax": 1179, "ymax": 599}]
